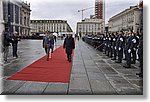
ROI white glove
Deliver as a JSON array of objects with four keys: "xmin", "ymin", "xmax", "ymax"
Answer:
[
  {"xmin": 120, "ymin": 38, "xmax": 123, "ymax": 42},
  {"xmin": 128, "ymin": 49, "xmax": 131, "ymax": 53},
  {"xmin": 105, "ymin": 44, "xmax": 106, "ymax": 46},
  {"xmin": 133, "ymin": 48, "xmax": 136, "ymax": 50},
  {"xmin": 132, "ymin": 39, "xmax": 136, "ymax": 43},
  {"xmin": 108, "ymin": 45, "xmax": 109, "ymax": 47},
  {"xmin": 115, "ymin": 46, "xmax": 116, "ymax": 50},
  {"xmin": 119, "ymin": 47, "xmax": 121, "ymax": 51}
]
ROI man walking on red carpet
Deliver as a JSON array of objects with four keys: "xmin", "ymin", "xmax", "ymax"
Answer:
[
  {"xmin": 43, "ymin": 31, "xmax": 55, "ymax": 61},
  {"xmin": 63, "ymin": 33, "xmax": 75, "ymax": 62}
]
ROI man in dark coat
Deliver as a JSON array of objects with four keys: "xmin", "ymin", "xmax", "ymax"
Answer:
[
  {"xmin": 12, "ymin": 31, "xmax": 20, "ymax": 58},
  {"xmin": 3, "ymin": 30, "xmax": 12, "ymax": 62},
  {"xmin": 63, "ymin": 34, "xmax": 75, "ymax": 62}
]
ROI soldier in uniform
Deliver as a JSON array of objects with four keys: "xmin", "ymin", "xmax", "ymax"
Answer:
[
  {"xmin": 98, "ymin": 34, "xmax": 104, "ymax": 52},
  {"xmin": 108, "ymin": 33, "xmax": 113, "ymax": 58},
  {"xmin": 131, "ymin": 32, "xmax": 139, "ymax": 64},
  {"xmin": 136, "ymin": 31, "xmax": 143, "ymax": 77},
  {"xmin": 123, "ymin": 31, "xmax": 138, "ymax": 68},
  {"xmin": 105, "ymin": 34, "xmax": 109, "ymax": 56},
  {"xmin": 111, "ymin": 32, "xmax": 117, "ymax": 60},
  {"xmin": 123, "ymin": 31, "xmax": 129, "ymax": 60},
  {"xmin": 115, "ymin": 31, "xmax": 124, "ymax": 63},
  {"xmin": 103, "ymin": 34, "xmax": 107, "ymax": 54},
  {"xmin": 123, "ymin": 31, "xmax": 132, "ymax": 68}
]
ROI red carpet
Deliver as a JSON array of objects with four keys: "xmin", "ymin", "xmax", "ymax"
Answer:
[{"xmin": 7, "ymin": 46, "xmax": 73, "ymax": 83}]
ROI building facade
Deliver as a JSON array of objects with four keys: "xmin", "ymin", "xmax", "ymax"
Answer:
[
  {"xmin": 30, "ymin": 20, "xmax": 73, "ymax": 35},
  {"xmin": 76, "ymin": 18, "xmax": 104, "ymax": 36},
  {"xmin": 95, "ymin": 0, "xmax": 105, "ymax": 34},
  {"xmin": 95, "ymin": 0, "xmax": 104, "ymax": 19},
  {"xmin": 21, "ymin": 1, "xmax": 31, "ymax": 37},
  {"xmin": 108, "ymin": 5, "xmax": 143, "ymax": 33},
  {"xmin": 0, "ymin": 0, "xmax": 4, "ymax": 35},
  {"xmin": 2, "ymin": 0, "xmax": 31, "ymax": 37}
]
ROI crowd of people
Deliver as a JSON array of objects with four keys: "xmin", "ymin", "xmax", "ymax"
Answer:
[{"xmin": 82, "ymin": 30, "xmax": 143, "ymax": 77}]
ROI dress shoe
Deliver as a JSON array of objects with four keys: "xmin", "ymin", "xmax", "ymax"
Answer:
[
  {"xmin": 111, "ymin": 58, "xmax": 116, "ymax": 60},
  {"xmin": 123, "ymin": 65, "xmax": 131, "ymax": 68},
  {"xmin": 115, "ymin": 61, "xmax": 122, "ymax": 63},
  {"xmin": 109, "ymin": 56, "xmax": 113, "ymax": 58},
  {"xmin": 131, "ymin": 61, "xmax": 136, "ymax": 64}
]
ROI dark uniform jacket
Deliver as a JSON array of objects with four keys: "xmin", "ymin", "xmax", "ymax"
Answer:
[
  {"xmin": 116, "ymin": 35, "xmax": 124, "ymax": 50},
  {"xmin": 137, "ymin": 35, "xmax": 143, "ymax": 54},
  {"xmin": 112, "ymin": 36, "xmax": 117, "ymax": 48}
]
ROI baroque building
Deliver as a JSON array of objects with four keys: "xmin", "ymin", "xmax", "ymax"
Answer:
[
  {"xmin": 2, "ymin": 0, "xmax": 31, "ymax": 37},
  {"xmin": 108, "ymin": 4, "xmax": 143, "ymax": 33},
  {"xmin": 76, "ymin": 18, "xmax": 104, "ymax": 36},
  {"xmin": 30, "ymin": 20, "xmax": 73, "ymax": 35},
  {"xmin": 0, "ymin": 0, "xmax": 4, "ymax": 35}
]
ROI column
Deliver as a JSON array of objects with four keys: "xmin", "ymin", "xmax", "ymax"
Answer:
[{"xmin": 0, "ymin": 0, "xmax": 4, "ymax": 34}]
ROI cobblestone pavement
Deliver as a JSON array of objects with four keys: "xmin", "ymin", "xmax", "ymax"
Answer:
[{"xmin": 1, "ymin": 39, "xmax": 143, "ymax": 95}]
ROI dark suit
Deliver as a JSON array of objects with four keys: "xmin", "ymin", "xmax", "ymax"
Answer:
[
  {"xmin": 63, "ymin": 36, "xmax": 75, "ymax": 62},
  {"xmin": 12, "ymin": 35, "xmax": 20, "ymax": 58}
]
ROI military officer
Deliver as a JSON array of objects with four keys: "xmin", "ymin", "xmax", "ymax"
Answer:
[
  {"xmin": 115, "ymin": 31, "xmax": 125, "ymax": 63},
  {"xmin": 111, "ymin": 32, "xmax": 117, "ymax": 60},
  {"xmin": 108, "ymin": 33, "xmax": 113, "ymax": 58},
  {"xmin": 131, "ymin": 32, "xmax": 139, "ymax": 64},
  {"xmin": 123, "ymin": 31, "xmax": 138, "ymax": 68},
  {"xmin": 136, "ymin": 31, "xmax": 143, "ymax": 77}
]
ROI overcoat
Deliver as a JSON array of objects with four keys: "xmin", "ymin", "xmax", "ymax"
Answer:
[{"xmin": 63, "ymin": 36, "xmax": 75, "ymax": 55}]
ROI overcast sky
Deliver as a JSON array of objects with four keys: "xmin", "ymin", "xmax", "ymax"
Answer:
[{"xmin": 25, "ymin": 0, "xmax": 140, "ymax": 32}]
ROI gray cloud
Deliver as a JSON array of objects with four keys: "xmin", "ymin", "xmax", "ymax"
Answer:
[{"xmin": 26, "ymin": 0, "xmax": 140, "ymax": 32}]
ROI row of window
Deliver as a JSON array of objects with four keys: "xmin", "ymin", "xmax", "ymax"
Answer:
[
  {"xmin": 31, "ymin": 24, "xmax": 68, "ymax": 32},
  {"xmin": 31, "ymin": 20, "xmax": 66, "ymax": 23}
]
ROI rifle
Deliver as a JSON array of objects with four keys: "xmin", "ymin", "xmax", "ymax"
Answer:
[{"xmin": 95, "ymin": 43, "xmax": 104, "ymax": 50}]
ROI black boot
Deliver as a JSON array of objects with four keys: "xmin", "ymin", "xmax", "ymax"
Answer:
[
  {"xmin": 123, "ymin": 65, "xmax": 131, "ymax": 68},
  {"xmin": 136, "ymin": 73, "xmax": 143, "ymax": 77},
  {"xmin": 115, "ymin": 61, "xmax": 122, "ymax": 63},
  {"xmin": 111, "ymin": 58, "xmax": 116, "ymax": 60}
]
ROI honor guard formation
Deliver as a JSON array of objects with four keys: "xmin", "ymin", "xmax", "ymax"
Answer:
[{"xmin": 82, "ymin": 30, "xmax": 143, "ymax": 78}]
